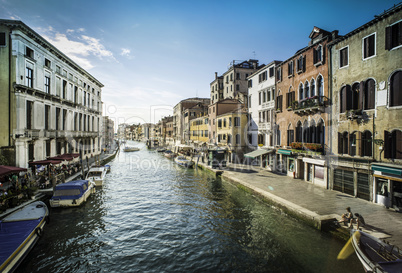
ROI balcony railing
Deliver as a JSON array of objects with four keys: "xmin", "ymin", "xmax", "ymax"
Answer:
[
  {"xmin": 291, "ymin": 96, "xmax": 326, "ymax": 115},
  {"xmin": 290, "ymin": 142, "xmax": 324, "ymax": 155}
]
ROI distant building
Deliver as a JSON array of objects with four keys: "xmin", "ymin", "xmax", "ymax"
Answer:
[
  {"xmin": 0, "ymin": 19, "xmax": 103, "ymax": 167},
  {"xmin": 102, "ymin": 116, "xmax": 114, "ymax": 149},
  {"xmin": 189, "ymin": 115, "xmax": 209, "ymax": 150},
  {"xmin": 173, "ymin": 98, "xmax": 210, "ymax": 144}
]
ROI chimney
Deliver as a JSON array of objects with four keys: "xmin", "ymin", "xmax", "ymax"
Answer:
[{"xmin": 215, "ymin": 72, "xmax": 218, "ymax": 79}]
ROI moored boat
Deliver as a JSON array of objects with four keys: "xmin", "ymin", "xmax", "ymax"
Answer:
[
  {"xmin": 174, "ymin": 156, "xmax": 194, "ymax": 168},
  {"xmin": 104, "ymin": 164, "xmax": 111, "ymax": 173},
  {"xmin": 156, "ymin": 147, "xmax": 166, "ymax": 153},
  {"xmin": 86, "ymin": 166, "xmax": 107, "ymax": 186},
  {"xmin": 164, "ymin": 150, "xmax": 175, "ymax": 159},
  {"xmin": 351, "ymin": 230, "xmax": 402, "ymax": 273},
  {"xmin": 49, "ymin": 180, "xmax": 95, "ymax": 208},
  {"xmin": 123, "ymin": 146, "xmax": 140, "ymax": 152},
  {"xmin": 0, "ymin": 201, "xmax": 49, "ymax": 273}
]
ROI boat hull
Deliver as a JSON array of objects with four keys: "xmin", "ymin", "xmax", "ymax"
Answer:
[
  {"xmin": 50, "ymin": 182, "xmax": 95, "ymax": 208},
  {"xmin": 174, "ymin": 157, "xmax": 194, "ymax": 168},
  {"xmin": 0, "ymin": 201, "xmax": 48, "ymax": 273}
]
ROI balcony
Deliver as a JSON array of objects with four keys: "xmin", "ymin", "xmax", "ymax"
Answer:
[
  {"xmin": 345, "ymin": 109, "xmax": 363, "ymax": 120},
  {"xmin": 292, "ymin": 96, "xmax": 326, "ymax": 115},
  {"xmin": 44, "ymin": 130, "xmax": 56, "ymax": 138},
  {"xmin": 290, "ymin": 142, "xmax": 324, "ymax": 156},
  {"xmin": 24, "ymin": 129, "xmax": 40, "ymax": 139},
  {"xmin": 258, "ymin": 122, "xmax": 272, "ymax": 131}
]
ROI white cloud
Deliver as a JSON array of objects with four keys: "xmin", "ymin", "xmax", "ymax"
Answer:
[
  {"xmin": 120, "ymin": 48, "xmax": 134, "ymax": 59},
  {"xmin": 37, "ymin": 27, "xmax": 115, "ymax": 70}
]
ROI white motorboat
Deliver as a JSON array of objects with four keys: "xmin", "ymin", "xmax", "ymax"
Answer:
[
  {"xmin": 49, "ymin": 180, "xmax": 95, "ymax": 208},
  {"xmin": 0, "ymin": 201, "xmax": 49, "ymax": 273},
  {"xmin": 86, "ymin": 166, "xmax": 107, "ymax": 186},
  {"xmin": 174, "ymin": 156, "xmax": 194, "ymax": 168}
]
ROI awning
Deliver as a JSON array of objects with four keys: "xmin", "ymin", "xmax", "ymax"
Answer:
[
  {"xmin": 245, "ymin": 149, "xmax": 273, "ymax": 158},
  {"xmin": 277, "ymin": 149, "xmax": 292, "ymax": 155},
  {"xmin": 47, "ymin": 153, "xmax": 79, "ymax": 161},
  {"xmin": 0, "ymin": 165, "xmax": 27, "ymax": 177},
  {"xmin": 28, "ymin": 160, "xmax": 62, "ymax": 166},
  {"xmin": 372, "ymin": 164, "xmax": 402, "ymax": 176}
]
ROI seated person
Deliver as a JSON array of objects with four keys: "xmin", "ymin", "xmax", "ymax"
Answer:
[
  {"xmin": 338, "ymin": 207, "xmax": 353, "ymax": 226},
  {"xmin": 350, "ymin": 213, "xmax": 366, "ymax": 230}
]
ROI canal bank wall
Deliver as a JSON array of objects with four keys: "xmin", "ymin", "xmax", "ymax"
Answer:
[{"xmin": 195, "ymin": 160, "xmax": 402, "ymax": 246}]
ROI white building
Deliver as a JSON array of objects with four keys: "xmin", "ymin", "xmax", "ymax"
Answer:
[
  {"xmin": 246, "ymin": 61, "xmax": 281, "ymax": 169},
  {"xmin": 0, "ymin": 20, "xmax": 103, "ymax": 167}
]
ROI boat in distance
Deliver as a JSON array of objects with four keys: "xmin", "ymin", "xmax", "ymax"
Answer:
[
  {"xmin": 164, "ymin": 150, "xmax": 175, "ymax": 159},
  {"xmin": 86, "ymin": 166, "xmax": 107, "ymax": 186},
  {"xmin": 49, "ymin": 180, "xmax": 95, "ymax": 208},
  {"xmin": 174, "ymin": 156, "xmax": 194, "ymax": 168},
  {"xmin": 123, "ymin": 146, "xmax": 140, "ymax": 152},
  {"xmin": 351, "ymin": 230, "xmax": 402, "ymax": 273},
  {"xmin": 0, "ymin": 201, "xmax": 49, "ymax": 273}
]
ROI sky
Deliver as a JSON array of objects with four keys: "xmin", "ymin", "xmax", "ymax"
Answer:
[{"xmin": 1, "ymin": 0, "xmax": 400, "ymax": 127}]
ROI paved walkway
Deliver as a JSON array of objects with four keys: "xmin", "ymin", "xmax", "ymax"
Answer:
[{"xmin": 196, "ymin": 161, "xmax": 402, "ymax": 247}]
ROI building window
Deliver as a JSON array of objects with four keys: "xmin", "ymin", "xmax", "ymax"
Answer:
[
  {"xmin": 0, "ymin": 32, "xmax": 6, "ymax": 46},
  {"xmin": 317, "ymin": 75, "xmax": 324, "ymax": 99},
  {"xmin": 311, "ymin": 79, "xmax": 315, "ymax": 97},
  {"xmin": 26, "ymin": 101, "xmax": 33, "ymax": 129},
  {"xmin": 269, "ymin": 67, "xmax": 274, "ymax": 78},
  {"xmin": 286, "ymin": 90, "xmax": 295, "ymax": 108},
  {"xmin": 386, "ymin": 21, "xmax": 402, "ymax": 50},
  {"xmin": 314, "ymin": 45, "xmax": 323, "ymax": 64},
  {"xmin": 384, "ymin": 130, "xmax": 402, "ymax": 159},
  {"xmin": 234, "ymin": 117, "xmax": 240, "ymax": 127},
  {"xmin": 364, "ymin": 79, "xmax": 375, "ymax": 110},
  {"xmin": 236, "ymin": 73, "xmax": 240, "ymax": 80},
  {"xmin": 235, "ymin": 134, "xmax": 240, "ymax": 145},
  {"xmin": 26, "ymin": 46, "xmax": 34, "ymax": 59},
  {"xmin": 46, "ymin": 140, "xmax": 51, "ymax": 157},
  {"xmin": 45, "ymin": 75, "xmax": 50, "ymax": 94},
  {"xmin": 28, "ymin": 142, "xmax": 34, "ymax": 162},
  {"xmin": 338, "ymin": 132, "xmax": 349, "ymax": 155},
  {"xmin": 276, "ymin": 67, "xmax": 282, "ymax": 82},
  {"xmin": 299, "ymin": 83, "xmax": 304, "ymax": 100},
  {"xmin": 361, "ymin": 131, "xmax": 372, "ymax": 157},
  {"xmin": 305, "ymin": 81, "xmax": 309, "ymax": 98},
  {"xmin": 248, "ymin": 79, "xmax": 252, "ymax": 88},
  {"xmin": 276, "ymin": 92, "xmax": 283, "ymax": 112},
  {"xmin": 45, "ymin": 58, "xmax": 51, "ymax": 68},
  {"xmin": 287, "ymin": 129, "xmax": 294, "ymax": 146},
  {"xmin": 288, "ymin": 61, "xmax": 294, "ymax": 76},
  {"xmin": 259, "ymin": 92, "xmax": 261, "ymax": 105},
  {"xmin": 363, "ymin": 33, "xmax": 376, "ymax": 60},
  {"xmin": 390, "ymin": 71, "xmax": 402, "ymax": 107},
  {"xmin": 45, "ymin": 105, "xmax": 50, "ymax": 130},
  {"xmin": 339, "ymin": 46, "xmax": 348, "ymax": 68},
  {"xmin": 26, "ymin": 67, "xmax": 33, "ymax": 87},
  {"xmin": 297, "ymin": 55, "xmax": 305, "ymax": 73},
  {"xmin": 236, "ymin": 84, "xmax": 239, "ymax": 91}
]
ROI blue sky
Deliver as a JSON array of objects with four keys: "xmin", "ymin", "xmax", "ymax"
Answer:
[{"xmin": 1, "ymin": 0, "xmax": 400, "ymax": 125}]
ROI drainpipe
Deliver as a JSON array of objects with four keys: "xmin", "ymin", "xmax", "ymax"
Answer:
[
  {"xmin": 327, "ymin": 43, "xmax": 333, "ymax": 190},
  {"xmin": 8, "ymin": 29, "xmax": 12, "ymax": 147}
]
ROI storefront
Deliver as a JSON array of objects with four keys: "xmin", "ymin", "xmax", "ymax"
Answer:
[
  {"xmin": 302, "ymin": 157, "xmax": 327, "ymax": 188},
  {"xmin": 372, "ymin": 163, "xmax": 402, "ymax": 211},
  {"xmin": 244, "ymin": 149, "xmax": 274, "ymax": 169},
  {"xmin": 276, "ymin": 149, "xmax": 292, "ymax": 175}
]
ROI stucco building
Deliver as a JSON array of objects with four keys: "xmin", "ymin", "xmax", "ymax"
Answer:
[
  {"xmin": 0, "ymin": 20, "xmax": 103, "ymax": 167},
  {"xmin": 328, "ymin": 4, "xmax": 402, "ymax": 208}
]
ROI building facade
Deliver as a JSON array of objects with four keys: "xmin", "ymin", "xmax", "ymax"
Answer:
[
  {"xmin": 102, "ymin": 116, "xmax": 114, "ymax": 150},
  {"xmin": 275, "ymin": 27, "xmax": 339, "ymax": 187},
  {"xmin": 0, "ymin": 20, "xmax": 103, "ymax": 167},
  {"xmin": 329, "ymin": 4, "xmax": 402, "ymax": 207}
]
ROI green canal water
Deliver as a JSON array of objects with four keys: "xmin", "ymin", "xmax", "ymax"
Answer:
[{"xmin": 18, "ymin": 141, "xmax": 363, "ymax": 272}]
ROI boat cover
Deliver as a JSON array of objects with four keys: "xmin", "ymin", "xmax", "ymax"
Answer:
[
  {"xmin": 51, "ymin": 180, "xmax": 89, "ymax": 200},
  {"xmin": 378, "ymin": 260, "xmax": 402, "ymax": 273},
  {"xmin": 0, "ymin": 218, "xmax": 42, "ymax": 266}
]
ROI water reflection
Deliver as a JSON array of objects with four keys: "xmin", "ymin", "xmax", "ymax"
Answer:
[{"xmin": 17, "ymin": 141, "xmax": 363, "ymax": 273}]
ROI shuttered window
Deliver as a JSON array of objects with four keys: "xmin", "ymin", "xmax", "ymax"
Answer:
[
  {"xmin": 385, "ymin": 21, "xmax": 402, "ymax": 50},
  {"xmin": 357, "ymin": 173, "xmax": 370, "ymax": 201},
  {"xmin": 384, "ymin": 130, "xmax": 402, "ymax": 159},
  {"xmin": 339, "ymin": 47, "xmax": 348, "ymax": 68},
  {"xmin": 364, "ymin": 79, "xmax": 375, "ymax": 110},
  {"xmin": 0, "ymin": 32, "xmax": 6, "ymax": 46},
  {"xmin": 361, "ymin": 131, "xmax": 372, "ymax": 157},
  {"xmin": 363, "ymin": 33, "xmax": 376, "ymax": 59},
  {"xmin": 334, "ymin": 169, "xmax": 354, "ymax": 196},
  {"xmin": 390, "ymin": 71, "xmax": 402, "ymax": 107},
  {"xmin": 287, "ymin": 130, "xmax": 294, "ymax": 146}
]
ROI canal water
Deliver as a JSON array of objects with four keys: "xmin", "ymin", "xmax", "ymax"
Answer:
[{"xmin": 18, "ymin": 141, "xmax": 363, "ymax": 273}]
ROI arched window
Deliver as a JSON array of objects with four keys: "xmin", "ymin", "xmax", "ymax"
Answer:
[
  {"xmin": 351, "ymin": 83, "xmax": 360, "ymax": 110},
  {"xmin": 309, "ymin": 119, "xmax": 316, "ymax": 144},
  {"xmin": 305, "ymin": 81, "xmax": 309, "ymax": 98},
  {"xmin": 361, "ymin": 131, "xmax": 372, "ymax": 157},
  {"xmin": 317, "ymin": 119, "xmax": 325, "ymax": 146},
  {"xmin": 384, "ymin": 130, "xmax": 402, "ymax": 159},
  {"xmin": 349, "ymin": 132, "xmax": 357, "ymax": 156},
  {"xmin": 299, "ymin": 83, "xmax": 304, "ymax": 100},
  {"xmin": 287, "ymin": 123, "xmax": 294, "ymax": 146},
  {"xmin": 364, "ymin": 79, "xmax": 375, "ymax": 110},
  {"xmin": 340, "ymin": 85, "xmax": 352, "ymax": 113},
  {"xmin": 390, "ymin": 71, "xmax": 402, "ymax": 107},
  {"xmin": 295, "ymin": 121, "xmax": 302, "ymax": 142},
  {"xmin": 317, "ymin": 75, "xmax": 324, "ymax": 98},
  {"xmin": 310, "ymin": 79, "xmax": 316, "ymax": 97},
  {"xmin": 303, "ymin": 120, "xmax": 309, "ymax": 143}
]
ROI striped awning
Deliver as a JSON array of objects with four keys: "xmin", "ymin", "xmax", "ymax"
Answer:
[{"xmin": 244, "ymin": 149, "xmax": 273, "ymax": 159}]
